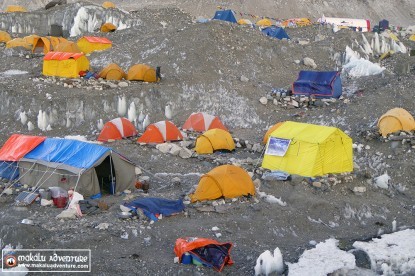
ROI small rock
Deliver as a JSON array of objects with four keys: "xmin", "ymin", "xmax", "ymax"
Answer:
[
  {"xmin": 3, "ymin": 188, "xmax": 13, "ymax": 195},
  {"xmin": 172, "ymin": 177, "xmax": 181, "ymax": 185},
  {"xmin": 294, "ymin": 59, "xmax": 301, "ymax": 64},
  {"xmin": 212, "ymin": 226, "xmax": 220, "ymax": 231},
  {"xmin": 123, "ymin": 189, "xmax": 131, "ymax": 194},
  {"xmin": 236, "ymin": 142, "xmax": 242, "ymax": 148},
  {"xmin": 56, "ymin": 209, "xmax": 77, "ymax": 219},
  {"xmin": 156, "ymin": 143, "xmax": 172, "ymax": 154},
  {"xmin": 240, "ymin": 75, "xmax": 249, "ymax": 82},
  {"xmin": 303, "ymin": 57, "xmax": 317, "ymax": 69},
  {"xmin": 174, "ymin": 257, "xmax": 179, "ymax": 263},
  {"xmin": 273, "ymin": 98, "xmax": 279, "ymax": 105},
  {"xmin": 353, "ymin": 187, "xmax": 366, "ymax": 193},
  {"xmin": 135, "ymin": 167, "xmax": 142, "ymax": 175},
  {"xmin": 121, "ymin": 232, "xmax": 129, "ymax": 239},
  {"xmin": 298, "ymin": 40, "xmax": 309, "ymax": 45},
  {"xmin": 118, "ymin": 81, "xmax": 129, "ymax": 87},
  {"xmin": 179, "ymin": 148, "xmax": 193, "ymax": 159},
  {"xmin": 312, "ymin": 181, "xmax": 322, "ymax": 188},
  {"xmin": 169, "ymin": 144, "xmax": 182, "ymax": 156},
  {"xmin": 96, "ymin": 223, "xmax": 110, "ymax": 230},
  {"xmin": 259, "ymin": 97, "xmax": 268, "ymax": 105},
  {"xmin": 215, "ymin": 233, "xmax": 222, "ymax": 238}
]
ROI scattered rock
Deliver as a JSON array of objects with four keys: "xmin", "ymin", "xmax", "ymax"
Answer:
[
  {"xmin": 312, "ymin": 181, "xmax": 322, "ymax": 188},
  {"xmin": 353, "ymin": 187, "xmax": 367, "ymax": 193},
  {"xmin": 96, "ymin": 223, "xmax": 110, "ymax": 230},
  {"xmin": 118, "ymin": 81, "xmax": 129, "ymax": 87},
  {"xmin": 156, "ymin": 143, "xmax": 172, "ymax": 154},
  {"xmin": 179, "ymin": 148, "xmax": 193, "ymax": 159},
  {"xmin": 303, "ymin": 57, "xmax": 317, "ymax": 68},
  {"xmin": 259, "ymin": 97, "xmax": 268, "ymax": 105},
  {"xmin": 240, "ymin": 75, "xmax": 249, "ymax": 82}
]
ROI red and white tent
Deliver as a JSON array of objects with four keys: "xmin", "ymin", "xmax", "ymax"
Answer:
[
  {"xmin": 182, "ymin": 112, "xmax": 227, "ymax": 132},
  {"xmin": 138, "ymin": 120, "xmax": 183, "ymax": 144},
  {"xmin": 98, "ymin": 118, "xmax": 138, "ymax": 142}
]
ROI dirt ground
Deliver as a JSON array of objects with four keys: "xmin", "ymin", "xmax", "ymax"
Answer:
[{"xmin": 0, "ymin": 4, "xmax": 415, "ymax": 275}]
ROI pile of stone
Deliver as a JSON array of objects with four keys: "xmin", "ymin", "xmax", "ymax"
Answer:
[
  {"xmin": 259, "ymin": 93, "xmax": 350, "ymax": 109},
  {"xmin": 155, "ymin": 141, "xmax": 194, "ymax": 159},
  {"xmin": 33, "ymin": 76, "xmax": 132, "ymax": 91}
]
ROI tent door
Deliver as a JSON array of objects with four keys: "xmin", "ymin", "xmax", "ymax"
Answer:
[{"xmin": 94, "ymin": 156, "xmax": 116, "ymax": 195}]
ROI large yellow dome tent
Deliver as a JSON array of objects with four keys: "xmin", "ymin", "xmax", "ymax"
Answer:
[
  {"xmin": 102, "ymin": 1, "xmax": 116, "ymax": 9},
  {"xmin": 195, "ymin": 129, "xmax": 235, "ymax": 154},
  {"xmin": 378, "ymin": 108, "xmax": 415, "ymax": 137},
  {"xmin": 6, "ymin": 38, "xmax": 31, "ymax": 50},
  {"xmin": 127, "ymin": 64, "xmax": 159, "ymax": 83},
  {"xmin": 77, "ymin": 36, "xmax": 112, "ymax": 54},
  {"xmin": 262, "ymin": 121, "xmax": 353, "ymax": 177},
  {"xmin": 54, "ymin": 41, "xmax": 81, "ymax": 53},
  {"xmin": 0, "ymin": 31, "xmax": 11, "ymax": 43},
  {"xmin": 256, "ymin": 18, "xmax": 272, "ymax": 27},
  {"xmin": 6, "ymin": 5, "xmax": 27, "ymax": 12},
  {"xmin": 99, "ymin": 63, "xmax": 126, "ymax": 80},
  {"xmin": 101, "ymin": 22, "xmax": 117, "ymax": 32},
  {"xmin": 47, "ymin": 37, "xmax": 68, "ymax": 51},
  {"xmin": 190, "ymin": 165, "xmax": 255, "ymax": 202}
]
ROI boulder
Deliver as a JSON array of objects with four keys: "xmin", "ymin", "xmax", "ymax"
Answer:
[
  {"xmin": 179, "ymin": 148, "xmax": 193, "ymax": 159},
  {"xmin": 156, "ymin": 143, "xmax": 172, "ymax": 154},
  {"xmin": 303, "ymin": 57, "xmax": 317, "ymax": 69}
]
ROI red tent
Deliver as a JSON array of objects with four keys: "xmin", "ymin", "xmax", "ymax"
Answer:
[
  {"xmin": 138, "ymin": 120, "xmax": 183, "ymax": 144},
  {"xmin": 98, "ymin": 118, "xmax": 138, "ymax": 142},
  {"xmin": 182, "ymin": 112, "xmax": 227, "ymax": 132}
]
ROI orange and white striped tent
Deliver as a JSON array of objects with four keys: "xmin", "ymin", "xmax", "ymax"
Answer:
[
  {"xmin": 98, "ymin": 118, "xmax": 138, "ymax": 142},
  {"xmin": 138, "ymin": 121, "xmax": 183, "ymax": 144},
  {"xmin": 182, "ymin": 112, "xmax": 227, "ymax": 132}
]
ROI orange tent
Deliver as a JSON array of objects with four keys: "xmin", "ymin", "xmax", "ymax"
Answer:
[
  {"xmin": 138, "ymin": 121, "xmax": 183, "ymax": 144},
  {"xmin": 99, "ymin": 63, "xmax": 125, "ymax": 80},
  {"xmin": 182, "ymin": 112, "xmax": 227, "ymax": 132},
  {"xmin": 32, "ymin": 37, "xmax": 51, "ymax": 54},
  {"xmin": 54, "ymin": 41, "xmax": 81, "ymax": 53},
  {"xmin": 0, "ymin": 31, "xmax": 12, "ymax": 43},
  {"xmin": 127, "ymin": 64, "xmax": 159, "ymax": 83},
  {"xmin": 378, "ymin": 108, "xmax": 415, "ymax": 137},
  {"xmin": 98, "ymin": 118, "xmax": 138, "ymax": 142},
  {"xmin": 5, "ymin": 38, "xmax": 31, "ymax": 50},
  {"xmin": 262, "ymin": 122, "xmax": 285, "ymax": 144},
  {"xmin": 102, "ymin": 1, "xmax": 116, "ymax": 8},
  {"xmin": 23, "ymin": 35, "xmax": 40, "ymax": 46},
  {"xmin": 6, "ymin": 5, "xmax": 27, "ymax": 12},
  {"xmin": 0, "ymin": 134, "xmax": 46, "ymax": 161},
  {"xmin": 101, "ymin": 22, "xmax": 117, "ymax": 32}
]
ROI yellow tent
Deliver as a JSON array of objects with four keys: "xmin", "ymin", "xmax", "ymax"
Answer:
[
  {"xmin": 5, "ymin": 38, "xmax": 31, "ymax": 50},
  {"xmin": 101, "ymin": 22, "xmax": 117, "ymax": 32},
  {"xmin": 54, "ymin": 41, "xmax": 81, "ymax": 53},
  {"xmin": 6, "ymin": 5, "xmax": 27, "ymax": 12},
  {"xmin": 102, "ymin": 1, "xmax": 116, "ymax": 9},
  {"xmin": 409, "ymin": 34, "xmax": 415, "ymax": 41},
  {"xmin": 47, "ymin": 37, "xmax": 68, "ymax": 51},
  {"xmin": 127, "ymin": 64, "xmax": 159, "ymax": 82},
  {"xmin": 0, "ymin": 31, "xmax": 12, "ymax": 43},
  {"xmin": 256, "ymin": 18, "xmax": 272, "ymax": 27},
  {"xmin": 99, "ymin": 63, "xmax": 125, "ymax": 80},
  {"xmin": 77, "ymin": 36, "xmax": 112, "ymax": 54},
  {"xmin": 190, "ymin": 165, "xmax": 255, "ymax": 202},
  {"xmin": 195, "ymin": 129, "xmax": 235, "ymax": 154},
  {"xmin": 378, "ymin": 108, "xmax": 415, "ymax": 137},
  {"xmin": 23, "ymin": 35, "xmax": 40, "ymax": 46},
  {"xmin": 263, "ymin": 122, "xmax": 285, "ymax": 144},
  {"xmin": 43, "ymin": 52, "xmax": 90, "ymax": 78},
  {"xmin": 237, "ymin": 19, "xmax": 253, "ymax": 25},
  {"xmin": 262, "ymin": 121, "xmax": 353, "ymax": 177},
  {"xmin": 32, "ymin": 37, "xmax": 51, "ymax": 54}
]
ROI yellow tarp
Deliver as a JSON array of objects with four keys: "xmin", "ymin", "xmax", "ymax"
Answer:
[
  {"xmin": 190, "ymin": 165, "xmax": 255, "ymax": 202},
  {"xmin": 263, "ymin": 122, "xmax": 284, "ymax": 144},
  {"xmin": 195, "ymin": 129, "xmax": 235, "ymax": 154},
  {"xmin": 262, "ymin": 121, "xmax": 353, "ymax": 177},
  {"xmin": 6, "ymin": 5, "xmax": 27, "ymax": 12},
  {"xmin": 378, "ymin": 108, "xmax": 415, "ymax": 137},
  {"xmin": 0, "ymin": 31, "xmax": 12, "ymax": 43}
]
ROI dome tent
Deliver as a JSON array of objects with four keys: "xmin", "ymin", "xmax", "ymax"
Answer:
[
  {"xmin": 138, "ymin": 121, "xmax": 183, "ymax": 144},
  {"xmin": 195, "ymin": 129, "xmax": 235, "ymax": 154},
  {"xmin": 99, "ymin": 63, "xmax": 126, "ymax": 80},
  {"xmin": 190, "ymin": 165, "xmax": 255, "ymax": 202},
  {"xmin": 182, "ymin": 112, "xmax": 227, "ymax": 132},
  {"xmin": 127, "ymin": 64, "xmax": 159, "ymax": 83},
  {"xmin": 98, "ymin": 118, "xmax": 138, "ymax": 142},
  {"xmin": 378, "ymin": 108, "xmax": 415, "ymax": 137}
]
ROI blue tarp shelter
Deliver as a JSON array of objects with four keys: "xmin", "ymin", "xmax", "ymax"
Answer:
[
  {"xmin": 261, "ymin": 26, "xmax": 290, "ymax": 40},
  {"xmin": 12, "ymin": 138, "xmax": 136, "ymax": 196},
  {"xmin": 292, "ymin": 71, "xmax": 342, "ymax": 98},
  {"xmin": 212, "ymin": 10, "xmax": 237, "ymax": 23}
]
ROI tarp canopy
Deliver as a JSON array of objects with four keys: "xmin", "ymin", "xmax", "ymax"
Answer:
[
  {"xmin": 262, "ymin": 121, "xmax": 353, "ymax": 177},
  {"xmin": 22, "ymin": 138, "xmax": 110, "ymax": 174},
  {"xmin": 0, "ymin": 134, "xmax": 46, "ymax": 162},
  {"xmin": 378, "ymin": 108, "xmax": 415, "ymax": 137},
  {"xmin": 292, "ymin": 71, "xmax": 342, "ymax": 98},
  {"xmin": 261, "ymin": 26, "xmax": 290, "ymax": 40},
  {"xmin": 212, "ymin": 10, "xmax": 237, "ymax": 23},
  {"xmin": 124, "ymin": 197, "xmax": 185, "ymax": 221}
]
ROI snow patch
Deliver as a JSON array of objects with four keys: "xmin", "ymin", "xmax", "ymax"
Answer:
[
  {"xmin": 254, "ymin": 247, "xmax": 284, "ymax": 276},
  {"xmin": 257, "ymin": 191, "xmax": 287, "ymax": 206},
  {"xmin": 287, "ymin": 239, "xmax": 356, "ymax": 276},
  {"xmin": 1, "ymin": 70, "xmax": 28, "ymax": 76},
  {"xmin": 64, "ymin": 135, "xmax": 88, "ymax": 142},
  {"xmin": 353, "ymin": 229, "xmax": 415, "ymax": 275}
]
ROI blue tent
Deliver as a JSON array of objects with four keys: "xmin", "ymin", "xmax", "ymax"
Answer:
[
  {"xmin": 18, "ymin": 138, "xmax": 136, "ymax": 196},
  {"xmin": 292, "ymin": 71, "xmax": 342, "ymax": 99},
  {"xmin": 262, "ymin": 26, "xmax": 290, "ymax": 40},
  {"xmin": 212, "ymin": 10, "xmax": 237, "ymax": 23}
]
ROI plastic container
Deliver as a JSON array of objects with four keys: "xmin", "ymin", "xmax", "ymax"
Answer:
[
  {"xmin": 53, "ymin": 196, "xmax": 68, "ymax": 208},
  {"xmin": 181, "ymin": 253, "xmax": 192, "ymax": 264}
]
